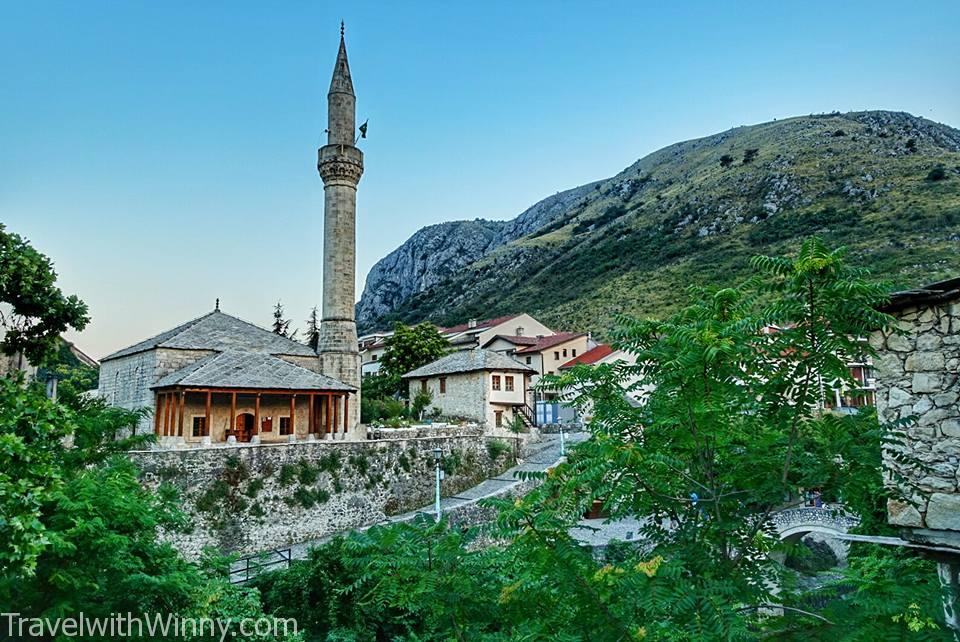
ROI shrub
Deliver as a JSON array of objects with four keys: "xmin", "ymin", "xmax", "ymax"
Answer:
[
  {"xmin": 486, "ymin": 439, "xmax": 511, "ymax": 460},
  {"xmin": 926, "ymin": 166, "xmax": 947, "ymax": 182},
  {"xmin": 297, "ymin": 460, "xmax": 319, "ymax": 485},
  {"xmin": 244, "ymin": 478, "xmax": 265, "ymax": 498},
  {"xmin": 279, "ymin": 463, "xmax": 297, "ymax": 487},
  {"xmin": 742, "ymin": 148, "xmax": 759, "ymax": 164},
  {"xmin": 719, "ymin": 154, "xmax": 734, "ymax": 168}
]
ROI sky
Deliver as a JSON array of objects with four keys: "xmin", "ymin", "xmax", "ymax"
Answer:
[{"xmin": 2, "ymin": 1, "xmax": 959, "ymax": 359}]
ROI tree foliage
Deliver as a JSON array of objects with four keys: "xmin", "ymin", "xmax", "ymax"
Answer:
[
  {"xmin": 255, "ymin": 238, "xmax": 951, "ymax": 640},
  {"xmin": 376, "ymin": 322, "xmax": 449, "ymax": 398},
  {"xmin": 305, "ymin": 305, "xmax": 320, "ymax": 352},
  {"xmin": 0, "ymin": 224, "xmax": 89, "ymax": 366},
  {"xmin": 272, "ymin": 301, "xmax": 295, "ymax": 339},
  {"xmin": 0, "ymin": 379, "xmax": 300, "ymax": 641}
]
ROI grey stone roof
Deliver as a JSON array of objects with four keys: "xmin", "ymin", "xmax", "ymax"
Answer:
[
  {"xmin": 103, "ymin": 310, "xmax": 317, "ymax": 361},
  {"xmin": 882, "ymin": 277, "xmax": 960, "ymax": 312},
  {"xmin": 152, "ymin": 350, "xmax": 354, "ymax": 391},
  {"xmin": 402, "ymin": 349, "xmax": 536, "ymax": 379}
]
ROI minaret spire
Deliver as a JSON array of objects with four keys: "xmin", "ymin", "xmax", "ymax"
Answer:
[
  {"xmin": 326, "ymin": 24, "xmax": 355, "ymax": 145},
  {"xmin": 317, "ymin": 27, "xmax": 364, "ymax": 432}
]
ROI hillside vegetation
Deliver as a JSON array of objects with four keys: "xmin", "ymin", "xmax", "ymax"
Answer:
[{"xmin": 362, "ymin": 111, "xmax": 960, "ymax": 336}]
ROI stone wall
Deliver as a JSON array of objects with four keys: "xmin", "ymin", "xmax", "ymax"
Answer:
[
  {"xmin": 129, "ymin": 432, "xmax": 512, "ymax": 560},
  {"xmin": 871, "ymin": 298, "xmax": 960, "ymax": 530},
  {"xmin": 410, "ymin": 371, "xmax": 487, "ymax": 424}
]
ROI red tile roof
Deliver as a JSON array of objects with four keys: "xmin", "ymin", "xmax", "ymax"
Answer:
[
  {"xmin": 559, "ymin": 344, "xmax": 615, "ymax": 369},
  {"xmin": 440, "ymin": 315, "xmax": 518, "ymax": 335},
  {"xmin": 514, "ymin": 332, "xmax": 586, "ymax": 355}
]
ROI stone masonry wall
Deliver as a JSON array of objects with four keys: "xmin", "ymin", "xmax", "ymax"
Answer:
[
  {"xmin": 129, "ymin": 431, "xmax": 512, "ymax": 560},
  {"xmin": 871, "ymin": 299, "xmax": 960, "ymax": 530}
]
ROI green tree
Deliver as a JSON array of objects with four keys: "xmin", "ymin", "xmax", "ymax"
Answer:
[
  {"xmin": 0, "ymin": 378, "xmax": 300, "ymax": 641},
  {"xmin": 377, "ymin": 322, "xmax": 449, "ymax": 398},
  {"xmin": 304, "ymin": 306, "xmax": 320, "ymax": 351},
  {"xmin": 0, "ymin": 224, "xmax": 89, "ymax": 367},
  {"xmin": 411, "ymin": 386, "xmax": 433, "ymax": 420},
  {"xmin": 248, "ymin": 238, "xmax": 949, "ymax": 639},
  {"xmin": 272, "ymin": 301, "xmax": 295, "ymax": 338}
]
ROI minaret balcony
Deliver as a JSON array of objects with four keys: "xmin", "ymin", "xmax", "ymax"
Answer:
[{"xmin": 318, "ymin": 144, "xmax": 364, "ymax": 185}]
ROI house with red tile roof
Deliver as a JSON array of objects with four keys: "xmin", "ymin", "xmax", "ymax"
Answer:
[
  {"xmin": 558, "ymin": 344, "xmax": 617, "ymax": 369},
  {"xmin": 482, "ymin": 331, "xmax": 598, "ymax": 404},
  {"xmin": 360, "ymin": 313, "xmax": 555, "ymax": 377}
]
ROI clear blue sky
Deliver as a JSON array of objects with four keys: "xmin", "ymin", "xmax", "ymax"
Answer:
[{"xmin": 2, "ymin": 1, "xmax": 958, "ymax": 358}]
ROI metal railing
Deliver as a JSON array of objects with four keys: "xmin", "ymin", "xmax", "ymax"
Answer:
[
  {"xmin": 229, "ymin": 548, "xmax": 292, "ymax": 584},
  {"xmin": 518, "ymin": 403, "xmax": 537, "ymax": 427}
]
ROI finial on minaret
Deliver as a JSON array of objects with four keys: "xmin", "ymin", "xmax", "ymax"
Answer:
[
  {"xmin": 215, "ymin": 297, "xmax": 220, "ymax": 311},
  {"xmin": 340, "ymin": 21, "xmax": 344, "ymax": 38}
]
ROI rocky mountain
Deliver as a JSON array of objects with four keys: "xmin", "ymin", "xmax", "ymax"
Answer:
[
  {"xmin": 356, "ymin": 182, "xmax": 601, "ymax": 327},
  {"xmin": 358, "ymin": 111, "xmax": 960, "ymax": 335}
]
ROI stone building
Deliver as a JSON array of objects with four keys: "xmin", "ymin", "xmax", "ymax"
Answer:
[
  {"xmin": 98, "ymin": 309, "xmax": 354, "ymax": 445},
  {"xmin": 403, "ymin": 349, "xmax": 536, "ymax": 431},
  {"xmin": 872, "ymin": 277, "xmax": 960, "ymax": 542},
  {"xmin": 98, "ymin": 30, "xmax": 366, "ymax": 441}
]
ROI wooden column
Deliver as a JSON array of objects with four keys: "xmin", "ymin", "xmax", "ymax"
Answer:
[
  {"xmin": 289, "ymin": 395, "xmax": 296, "ymax": 435},
  {"xmin": 342, "ymin": 395, "xmax": 349, "ymax": 437},
  {"xmin": 205, "ymin": 391, "xmax": 212, "ymax": 437},
  {"xmin": 253, "ymin": 394, "xmax": 260, "ymax": 437},
  {"xmin": 177, "ymin": 391, "xmax": 185, "ymax": 437},
  {"xmin": 164, "ymin": 393, "xmax": 172, "ymax": 436},
  {"xmin": 154, "ymin": 393, "xmax": 162, "ymax": 436},
  {"xmin": 333, "ymin": 395, "xmax": 340, "ymax": 437},
  {"xmin": 229, "ymin": 392, "xmax": 237, "ymax": 439},
  {"xmin": 325, "ymin": 394, "xmax": 332, "ymax": 436},
  {"xmin": 308, "ymin": 394, "xmax": 315, "ymax": 434}
]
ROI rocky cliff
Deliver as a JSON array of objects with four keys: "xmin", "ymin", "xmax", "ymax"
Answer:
[{"xmin": 358, "ymin": 111, "xmax": 960, "ymax": 334}]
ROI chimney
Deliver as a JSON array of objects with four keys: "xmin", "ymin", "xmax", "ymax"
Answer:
[{"xmin": 468, "ymin": 318, "xmax": 477, "ymax": 329}]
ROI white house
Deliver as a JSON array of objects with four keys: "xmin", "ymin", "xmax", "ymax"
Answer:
[{"xmin": 402, "ymin": 349, "xmax": 536, "ymax": 432}]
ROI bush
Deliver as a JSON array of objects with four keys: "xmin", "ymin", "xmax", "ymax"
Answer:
[
  {"xmin": 926, "ymin": 165, "xmax": 947, "ymax": 182},
  {"xmin": 486, "ymin": 439, "xmax": 511, "ymax": 460},
  {"xmin": 719, "ymin": 154, "xmax": 734, "ymax": 168},
  {"xmin": 742, "ymin": 148, "xmax": 759, "ymax": 164}
]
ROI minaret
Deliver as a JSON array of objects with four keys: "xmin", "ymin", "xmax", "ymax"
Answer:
[{"xmin": 318, "ymin": 24, "xmax": 363, "ymax": 431}]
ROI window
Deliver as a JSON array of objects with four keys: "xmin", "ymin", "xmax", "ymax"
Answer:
[
  {"xmin": 562, "ymin": 348, "xmax": 567, "ymax": 357},
  {"xmin": 372, "ymin": 354, "xmax": 378, "ymax": 361},
  {"xmin": 279, "ymin": 417, "xmax": 292, "ymax": 435},
  {"xmin": 192, "ymin": 416, "xmax": 207, "ymax": 437},
  {"xmin": 492, "ymin": 375, "xmax": 501, "ymax": 391},
  {"xmin": 525, "ymin": 356, "xmax": 532, "ymax": 364},
  {"xmin": 554, "ymin": 351, "xmax": 560, "ymax": 360},
  {"xmin": 572, "ymin": 349, "xmax": 577, "ymax": 357},
  {"xmin": 495, "ymin": 410, "xmax": 503, "ymax": 427},
  {"xmin": 516, "ymin": 327, "xmax": 525, "ymax": 336},
  {"xmin": 439, "ymin": 377, "xmax": 446, "ymax": 394},
  {"xmin": 505, "ymin": 376, "xmax": 514, "ymax": 392},
  {"xmin": 421, "ymin": 379, "xmax": 428, "ymax": 393}
]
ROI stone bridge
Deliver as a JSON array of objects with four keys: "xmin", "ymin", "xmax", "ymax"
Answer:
[{"xmin": 771, "ymin": 505, "xmax": 860, "ymax": 544}]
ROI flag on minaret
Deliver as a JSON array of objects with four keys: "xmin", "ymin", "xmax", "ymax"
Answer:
[{"xmin": 359, "ymin": 120, "xmax": 368, "ymax": 139}]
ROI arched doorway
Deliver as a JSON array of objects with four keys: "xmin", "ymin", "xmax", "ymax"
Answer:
[{"xmin": 235, "ymin": 413, "xmax": 255, "ymax": 443}]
